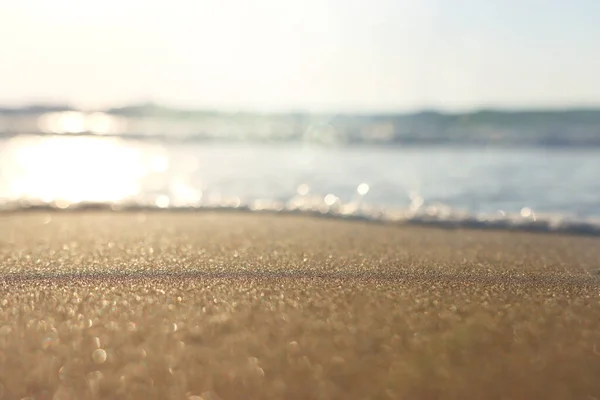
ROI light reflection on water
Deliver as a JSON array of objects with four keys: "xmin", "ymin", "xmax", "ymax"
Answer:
[
  {"xmin": 37, "ymin": 111, "xmax": 127, "ymax": 135},
  {"xmin": 0, "ymin": 135, "xmax": 166, "ymax": 205},
  {"xmin": 1, "ymin": 135, "xmax": 600, "ymax": 226}
]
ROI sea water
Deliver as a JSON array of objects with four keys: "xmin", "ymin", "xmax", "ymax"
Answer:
[{"xmin": 1, "ymin": 131, "xmax": 599, "ymax": 235}]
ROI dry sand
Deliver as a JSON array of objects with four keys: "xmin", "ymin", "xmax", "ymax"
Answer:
[{"xmin": 1, "ymin": 211, "xmax": 600, "ymax": 400}]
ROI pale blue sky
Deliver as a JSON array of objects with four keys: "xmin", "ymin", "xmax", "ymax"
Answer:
[{"xmin": 1, "ymin": 0, "xmax": 599, "ymax": 111}]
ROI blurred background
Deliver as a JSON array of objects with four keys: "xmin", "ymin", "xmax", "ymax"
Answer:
[{"xmin": 1, "ymin": 0, "xmax": 599, "ymax": 230}]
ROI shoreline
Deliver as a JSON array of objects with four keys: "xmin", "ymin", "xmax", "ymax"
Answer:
[{"xmin": 1, "ymin": 206, "xmax": 600, "ymax": 238}]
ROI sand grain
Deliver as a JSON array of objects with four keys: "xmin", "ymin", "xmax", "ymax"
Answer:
[{"xmin": 1, "ymin": 212, "xmax": 600, "ymax": 399}]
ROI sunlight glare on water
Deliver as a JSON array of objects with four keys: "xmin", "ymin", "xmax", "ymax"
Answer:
[
  {"xmin": 0, "ymin": 137, "xmax": 600, "ymax": 234},
  {"xmin": 0, "ymin": 135, "xmax": 163, "ymax": 206},
  {"xmin": 37, "ymin": 111, "xmax": 126, "ymax": 134}
]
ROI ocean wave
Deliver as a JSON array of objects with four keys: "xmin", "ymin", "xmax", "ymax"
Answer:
[{"xmin": 4, "ymin": 107, "xmax": 600, "ymax": 147}]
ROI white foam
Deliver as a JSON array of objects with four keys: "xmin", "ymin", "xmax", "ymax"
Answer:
[{"xmin": 2, "ymin": 195, "xmax": 600, "ymax": 236}]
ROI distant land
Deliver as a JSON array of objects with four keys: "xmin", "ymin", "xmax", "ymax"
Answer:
[{"xmin": 1, "ymin": 102, "xmax": 600, "ymax": 147}]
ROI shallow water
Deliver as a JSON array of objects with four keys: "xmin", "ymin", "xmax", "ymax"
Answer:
[{"xmin": 1, "ymin": 134, "xmax": 599, "ymax": 234}]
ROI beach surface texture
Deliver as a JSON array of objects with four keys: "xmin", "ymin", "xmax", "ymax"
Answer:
[{"xmin": 1, "ymin": 212, "xmax": 600, "ymax": 399}]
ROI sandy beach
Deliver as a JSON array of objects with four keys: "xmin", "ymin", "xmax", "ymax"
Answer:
[{"xmin": 1, "ymin": 211, "xmax": 600, "ymax": 399}]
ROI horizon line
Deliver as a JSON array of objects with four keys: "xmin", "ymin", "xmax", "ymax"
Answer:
[{"xmin": 3, "ymin": 101, "xmax": 600, "ymax": 116}]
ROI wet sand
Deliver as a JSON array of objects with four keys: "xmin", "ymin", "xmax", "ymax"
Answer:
[{"xmin": 1, "ymin": 211, "xmax": 600, "ymax": 399}]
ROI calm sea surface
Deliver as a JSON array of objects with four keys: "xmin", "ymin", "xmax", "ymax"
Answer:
[{"xmin": 1, "ymin": 134, "xmax": 599, "ymax": 233}]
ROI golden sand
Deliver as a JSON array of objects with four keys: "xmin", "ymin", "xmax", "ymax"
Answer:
[{"xmin": 1, "ymin": 212, "xmax": 600, "ymax": 399}]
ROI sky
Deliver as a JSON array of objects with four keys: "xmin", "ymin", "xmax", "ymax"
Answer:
[{"xmin": 1, "ymin": 0, "xmax": 599, "ymax": 112}]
